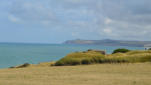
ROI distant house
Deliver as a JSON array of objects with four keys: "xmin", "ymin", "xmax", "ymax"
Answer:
[{"xmin": 144, "ymin": 44, "xmax": 151, "ymax": 50}]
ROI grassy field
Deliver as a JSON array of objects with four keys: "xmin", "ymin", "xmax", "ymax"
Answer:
[{"xmin": 0, "ymin": 63, "xmax": 151, "ymax": 85}]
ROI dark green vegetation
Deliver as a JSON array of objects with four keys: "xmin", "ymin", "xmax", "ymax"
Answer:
[
  {"xmin": 16, "ymin": 63, "xmax": 30, "ymax": 68},
  {"xmin": 64, "ymin": 39, "xmax": 151, "ymax": 47},
  {"xmin": 55, "ymin": 50, "xmax": 151, "ymax": 66},
  {"xmin": 10, "ymin": 63, "xmax": 30, "ymax": 68},
  {"xmin": 112, "ymin": 48, "xmax": 130, "ymax": 54}
]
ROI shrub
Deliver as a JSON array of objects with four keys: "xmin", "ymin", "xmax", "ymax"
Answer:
[
  {"xmin": 103, "ymin": 57, "xmax": 129, "ymax": 63},
  {"xmin": 55, "ymin": 50, "xmax": 151, "ymax": 66},
  {"xmin": 87, "ymin": 49, "xmax": 93, "ymax": 51},
  {"xmin": 112, "ymin": 48, "xmax": 130, "ymax": 54},
  {"xmin": 148, "ymin": 48, "xmax": 151, "ymax": 50},
  {"xmin": 55, "ymin": 58, "xmax": 81, "ymax": 66},
  {"xmin": 9, "ymin": 66, "xmax": 15, "ymax": 68},
  {"xmin": 81, "ymin": 58, "xmax": 92, "ymax": 64},
  {"xmin": 16, "ymin": 63, "xmax": 30, "ymax": 68},
  {"xmin": 126, "ymin": 50, "xmax": 151, "ymax": 55},
  {"xmin": 55, "ymin": 51, "xmax": 104, "ymax": 66},
  {"xmin": 127, "ymin": 54, "xmax": 151, "ymax": 63}
]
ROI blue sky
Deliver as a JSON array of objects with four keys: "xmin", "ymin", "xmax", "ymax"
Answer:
[{"xmin": 0, "ymin": 0, "xmax": 151, "ymax": 43}]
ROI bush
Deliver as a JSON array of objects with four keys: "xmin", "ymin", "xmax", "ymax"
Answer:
[
  {"xmin": 127, "ymin": 54, "xmax": 151, "ymax": 63},
  {"xmin": 112, "ymin": 48, "xmax": 130, "ymax": 54},
  {"xmin": 103, "ymin": 57, "xmax": 129, "ymax": 63},
  {"xmin": 81, "ymin": 58, "xmax": 92, "ymax": 64},
  {"xmin": 55, "ymin": 50, "xmax": 151, "ymax": 66},
  {"xmin": 55, "ymin": 58, "xmax": 81, "ymax": 66},
  {"xmin": 126, "ymin": 50, "xmax": 151, "ymax": 55},
  {"xmin": 16, "ymin": 63, "xmax": 30, "ymax": 68},
  {"xmin": 87, "ymin": 49, "xmax": 93, "ymax": 51},
  {"xmin": 148, "ymin": 48, "xmax": 151, "ymax": 50},
  {"xmin": 55, "ymin": 51, "xmax": 104, "ymax": 66}
]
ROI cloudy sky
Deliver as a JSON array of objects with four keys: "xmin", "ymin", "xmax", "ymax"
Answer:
[{"xmin": 0, "ymin": 0, "xmax": 151, "ymax": 43}]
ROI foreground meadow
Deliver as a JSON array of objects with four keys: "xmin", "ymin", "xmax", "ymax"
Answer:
[{"xmin": 0, "ymin": 63, "xmax": 151, "ymax": 85}]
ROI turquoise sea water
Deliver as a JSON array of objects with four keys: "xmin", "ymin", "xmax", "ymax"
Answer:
[{"xmin": 0, "ymin": 43, "xmax": 144, "ymax": 68}]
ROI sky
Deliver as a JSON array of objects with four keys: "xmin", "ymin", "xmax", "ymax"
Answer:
[{"xmin": 0, "ymin": 0, "xmax": 151, "ymax": 43}]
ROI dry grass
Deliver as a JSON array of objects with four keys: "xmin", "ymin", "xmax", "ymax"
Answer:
[{"xmin": 0, "ymin": 63, "xmax": 151, "ymax": 85}]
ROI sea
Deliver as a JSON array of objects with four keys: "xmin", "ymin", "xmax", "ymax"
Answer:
[{"xmin": 0, "ymin": 43, "xmax": 144, "ymax": 68}]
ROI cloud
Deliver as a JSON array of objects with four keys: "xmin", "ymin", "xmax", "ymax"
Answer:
[
  {"xmin": 104, "ymin": 18, "xmax": 112, "ymax": 25},
  {"xmin": 9, "ymin": 0, "xmax": 57, "ymax": 25},
  {"xmin": 103, "ymin": 28, "xmax": 112, "ymax": 34},
  {"xmin": 1, "ymin": 0, "xmax": 151, "ymax": 41}
]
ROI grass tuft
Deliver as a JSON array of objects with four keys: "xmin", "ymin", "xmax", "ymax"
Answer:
[
  {"xmin": 55, "ymin": 50, "xmax": 151, "ymax": 66},
  {"xmin": 55, "ymin": 51, "xmax": 104, "ymax": 66}
]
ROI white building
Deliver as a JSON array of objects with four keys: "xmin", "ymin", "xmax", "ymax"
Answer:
[{"xmin": 144, "ymin": 44, "xmax": 151, "ymax": 50}]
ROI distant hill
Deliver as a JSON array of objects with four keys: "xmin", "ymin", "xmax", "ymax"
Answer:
[{"xmin": 63, "ymin": 39, "xmax": 151, "ymax": 47}]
